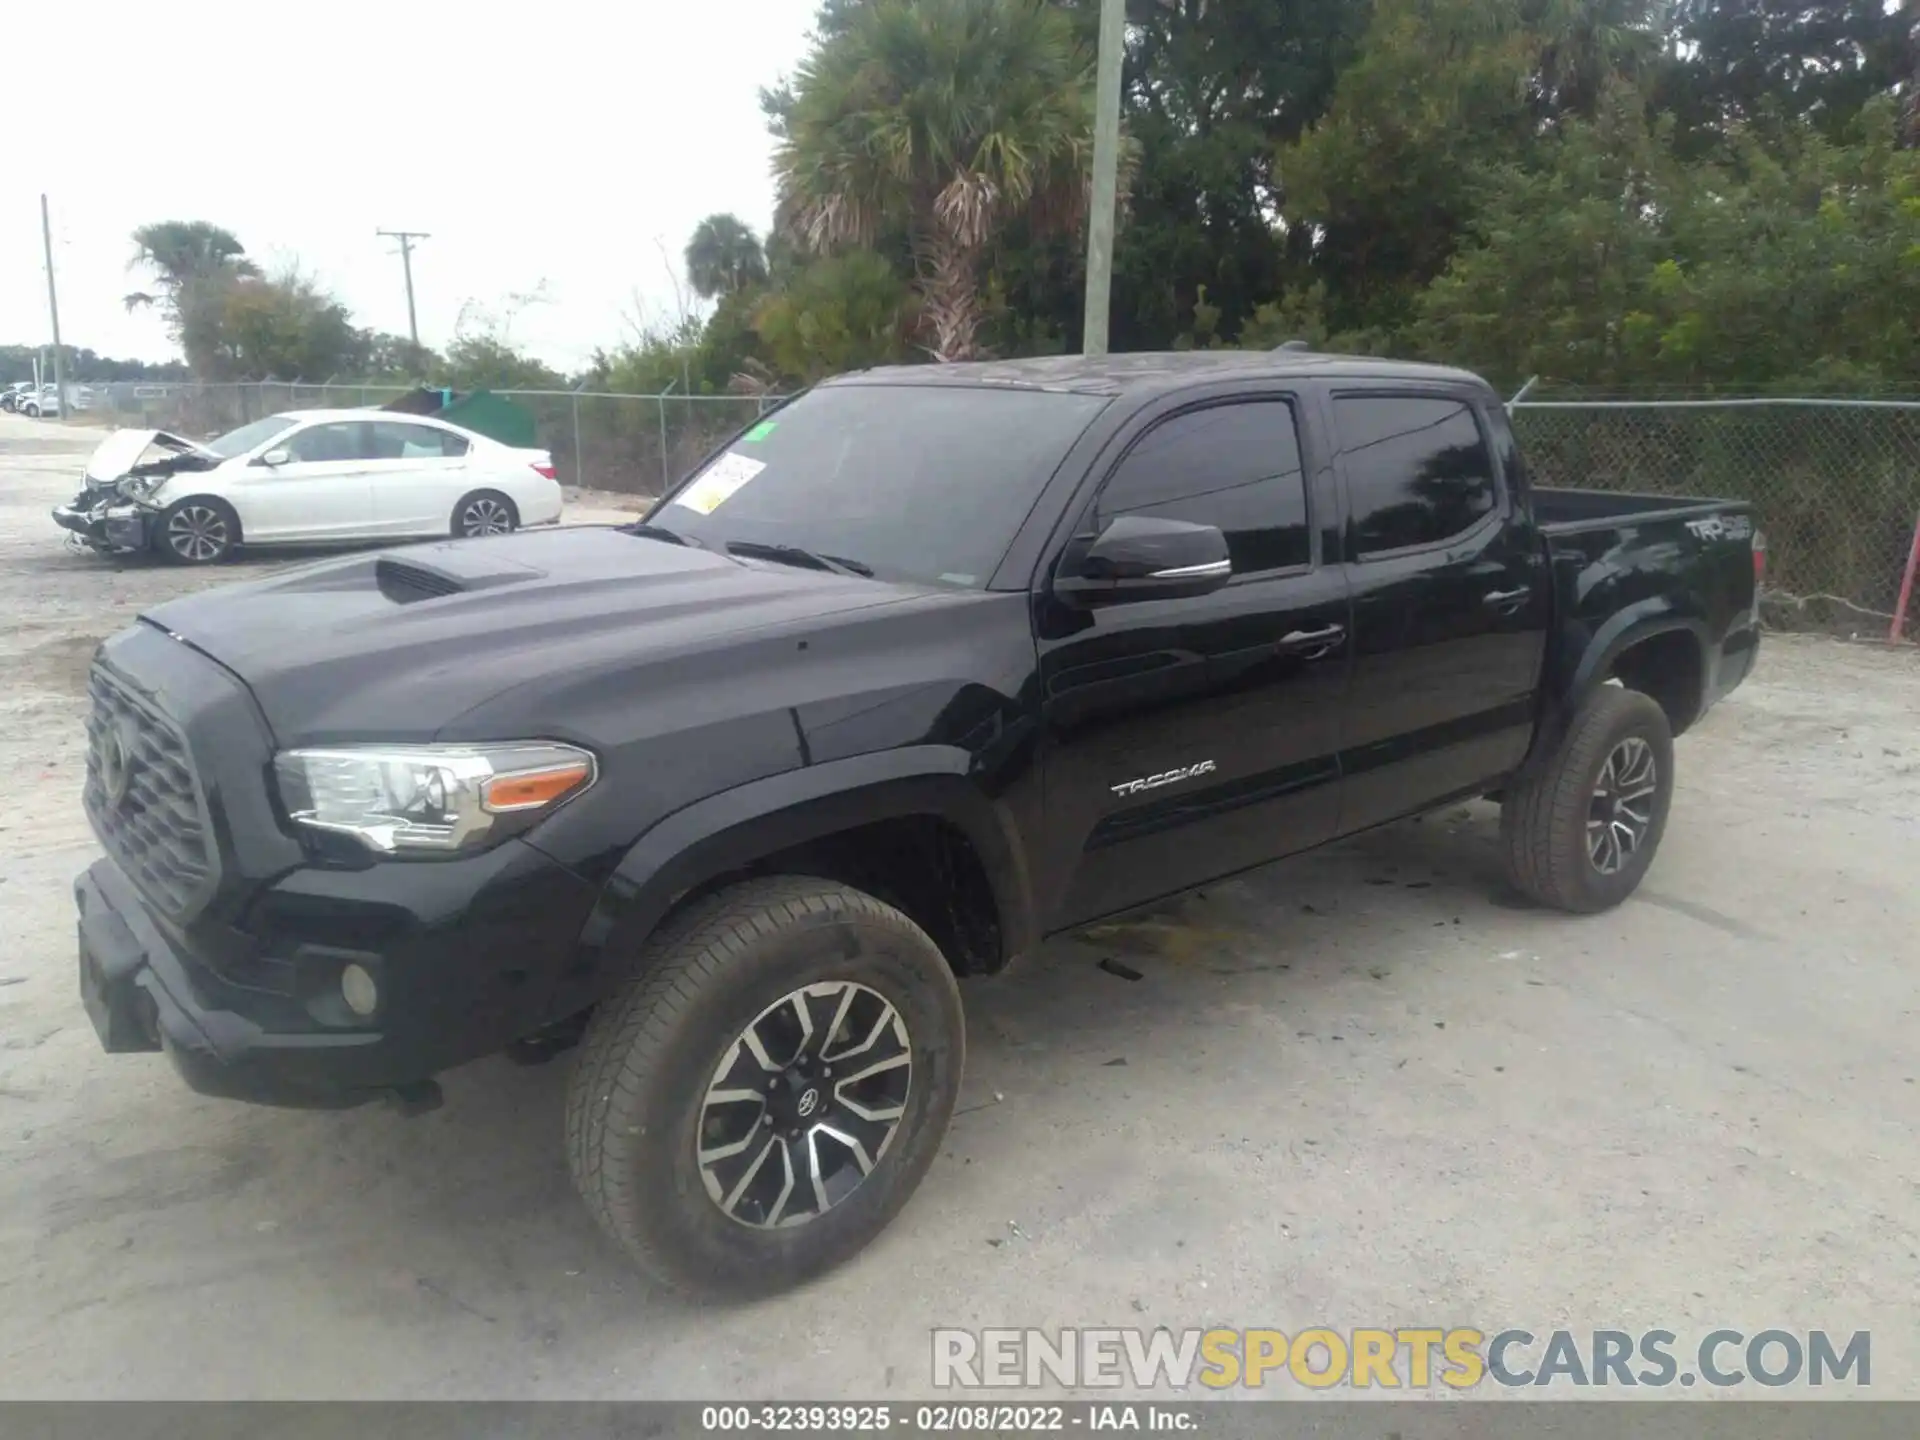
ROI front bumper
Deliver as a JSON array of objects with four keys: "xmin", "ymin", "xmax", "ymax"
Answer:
[
  {"xmin": 75, "ymin": 839, "xmax": 601, "ymax": 1110},
  {"xmin": 78, "ymin": 856, "xmax": 384, "ymax": 1108},
  {"xmin": 53, "ymin": 495, "xmax": 152, "ymax": 553}
]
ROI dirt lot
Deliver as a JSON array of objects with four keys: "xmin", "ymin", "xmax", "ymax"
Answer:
[{"xmin": 2, "ymin": 412, "xmax": 1918, "ymax": 1401}]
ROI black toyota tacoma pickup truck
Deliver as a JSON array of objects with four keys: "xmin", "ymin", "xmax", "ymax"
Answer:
[{"xmin": 73, "ymin": 352, "xmax": 1762, "ymax": 1295}]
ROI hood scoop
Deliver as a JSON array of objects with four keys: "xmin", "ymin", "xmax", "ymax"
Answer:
[{"xmin": 374, "ymin": 546, "xmax": 549, "ymax": 604}]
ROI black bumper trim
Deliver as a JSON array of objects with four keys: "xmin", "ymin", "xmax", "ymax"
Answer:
[{"xmin": 76, "ymin": 858, "xmax": 390, "ymax": 1110}]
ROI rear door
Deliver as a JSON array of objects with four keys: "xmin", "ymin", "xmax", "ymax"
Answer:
[
  {"xmin": 1036, "ymin": 392, "xmax": 1352, "ymax": 928},
  {"xmin": 364, "ymin": 420, "xmax": 472, "ymax": 536},
  {"xmin": 1327, "ymin": 388, "xmax": 1548, "ymax": 832},
  {"xmin": 223, "ymin": 420, "xmax": 377, "ymax": 541}
]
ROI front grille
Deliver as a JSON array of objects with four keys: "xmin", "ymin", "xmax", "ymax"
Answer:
[{"xmin": 83, "ymin": 664, "xmax": 216, "ymax": 917}]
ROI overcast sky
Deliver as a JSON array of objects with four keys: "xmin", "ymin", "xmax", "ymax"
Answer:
[{"xmin": 0, "ymin": 0, "xmax": 818, "ymax": 371}]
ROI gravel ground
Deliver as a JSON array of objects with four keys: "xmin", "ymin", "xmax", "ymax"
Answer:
[{"xmin": 2, "ymin": 412, "xmax": 1918, "ymax": 1401}]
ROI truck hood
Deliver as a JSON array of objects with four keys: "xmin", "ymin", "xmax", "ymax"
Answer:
[
  {"xmin": 85, "ymin": 428, "xmax": 221, "ymax": 485},
  {"xmin": 140, "ymin": 526, "xmax": 920, "ymax": 743}
]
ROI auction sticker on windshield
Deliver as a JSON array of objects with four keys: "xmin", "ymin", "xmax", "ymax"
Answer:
[{"xmin": 672, "ymin": 452, "xmax": 766, "ymax": 516}]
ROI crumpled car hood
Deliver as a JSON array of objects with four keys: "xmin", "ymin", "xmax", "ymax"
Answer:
[{"xmin": 84, "ymin": 429, "xmax": 221, "ymax": 486}]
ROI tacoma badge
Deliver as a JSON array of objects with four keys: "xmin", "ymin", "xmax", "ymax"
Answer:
[{"xmin": 1110, "ymin": 760, "xmax": 1217, "ymax": 798}]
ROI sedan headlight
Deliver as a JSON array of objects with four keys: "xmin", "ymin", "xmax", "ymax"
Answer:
[{"xmin": 274, "ymin": 742, "xmax": 596, "ymax": 856}]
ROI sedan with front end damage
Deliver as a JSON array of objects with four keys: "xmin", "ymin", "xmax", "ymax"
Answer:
[{"xmin": 53, "ymin": 412, "xmax": 562, "ymax": 564}]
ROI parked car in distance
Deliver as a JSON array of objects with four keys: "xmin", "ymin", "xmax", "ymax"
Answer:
[
  {"xmin": 72, "ymin": 351, "xmax": 1762, "ymax": 1297},
  {"xmin": 20, "ymin": 384, "xmax": 59, "ymax": 418},
  {"xmin": 0, "ymin": 381, "xmax": 34, "ymax": 412},
  {"xmin": 52, "ymin": 410, "xmax": 563, "ymax": 563}
]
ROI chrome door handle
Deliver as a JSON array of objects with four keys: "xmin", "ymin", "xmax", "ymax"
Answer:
[
  {"xmin": 1279, "ymin": 623, "xmax": 1346, "ymax": 657},
  {"xmin": 1483, "ymin": 587, "xmax": 1531, "ymax": 610}
]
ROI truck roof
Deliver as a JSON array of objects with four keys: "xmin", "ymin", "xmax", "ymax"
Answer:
[{"xmin": 824, "ymin": 349, "xmax": 1490, "ymax": 399}]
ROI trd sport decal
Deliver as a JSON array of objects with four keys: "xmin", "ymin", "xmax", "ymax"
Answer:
[{"xmin": 1110, "ymin": 760, "xmax": 1218, "ymax": 798}]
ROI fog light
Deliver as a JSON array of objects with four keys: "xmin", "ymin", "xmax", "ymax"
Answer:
[{"xmin": 340, "ymin": 963, "xmax": 379, "ymax": 1017}]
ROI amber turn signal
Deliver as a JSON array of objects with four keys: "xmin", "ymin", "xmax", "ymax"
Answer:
[{"xmin": 482, "ymin": 762, "xmax": 594, "ymax": 813}]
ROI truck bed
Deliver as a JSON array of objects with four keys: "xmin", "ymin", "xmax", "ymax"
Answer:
[{"xmin": 1533, "ymin": 486, "xmax": 1736, "ymax": 534}]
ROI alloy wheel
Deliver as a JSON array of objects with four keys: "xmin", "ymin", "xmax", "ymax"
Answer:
[
  {"xmin": 696, "ymin": 980, "xmax": 912, "ymax": 1229},
  {"xmin": 460, "ymin": 497, "xmax": 513, "ymax": 536},
  {"xmin": 1587, "ymin": 735, "xmax": 1657, "ymax": 875},
  {"xmin": 167, "ymin": 505, "xmax": 229, "ymax": 562}
]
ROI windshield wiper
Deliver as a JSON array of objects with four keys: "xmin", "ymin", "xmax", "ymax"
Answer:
[
  {"xmin": 725, "ymin": 541, "xmax": 873, "ymax": 578},
  {"xmin": 625, "ymin": 522, "xmax": 704, "ymax": 548}
]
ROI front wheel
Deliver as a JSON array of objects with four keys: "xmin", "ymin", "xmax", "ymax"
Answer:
[
  {"xmin": 22, "ymin": 404, "xmax": 39, "ymax": 418},
  {"xmin": 157, "ymin": 497, "xmax": 239, "ymax": 565},
  {"xmin": 451, "ymin": 490, "xmax": 518, "ymax": 539},
  {"xmin": 1500, "ymin": 685, "xmax": 1675, "ymax": 913},
  {"xmin": 565, "ymin": 876, "xmax": 965, "ymax": 1297}
]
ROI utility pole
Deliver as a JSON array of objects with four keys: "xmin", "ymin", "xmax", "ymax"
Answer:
[
  {"xmin": 40, "ymin": 194, "xmax": 66, "ymax": 418},
  {"xmin": 376, "ymin": 229, "xmax": 431, "ymax": 349},
  {"xmin": 1080, "ymin": 0, "xmax": 1126, "ymax": 357}
]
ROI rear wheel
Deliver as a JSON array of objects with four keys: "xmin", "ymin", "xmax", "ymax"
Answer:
[
  {"xmin": 452, "ymin": 490, "xmax": 518, "ymax": 538},
  {"xmin": 158, "ymin": 498, "xmax": 239, "ymax": 565},
  {"xmin": 1500, "ymin": 685, "xmax": 1674, "ymax": 913},
  {"xmin": 565, "ymin": 876, "xmax": 964, "ymax": 1297}
]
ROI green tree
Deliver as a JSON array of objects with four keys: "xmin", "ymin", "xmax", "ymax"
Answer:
[
  {"xmin": 685, "ymin": 215, "xmax": 770, "ymax": 299},
  {"xmin": 123, "ymin": 220, "xmax": 261, "ymax": 374},
  {"xmin": 773, "ymin": 0, "xmax": 1097, "ymax": 361},
  {"xmin": 196, "ymin": 268, "xmax": 363, "ymax": 381},
  {"xmin": 439, "ymin": 335, "xmax": 565, "ymax": 390},
  {"xmin": 754, "ymin": 250, "xmax": 916, "ymax": 382}
]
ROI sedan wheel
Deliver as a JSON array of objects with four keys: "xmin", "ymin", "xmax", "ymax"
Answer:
[
  {"xmin": 455, "ymin": 492, "xmax": 517, "ymax": 538},
  {"xmin": 160, "ymin": 501, "xmax": 236, "ymax": 565}
]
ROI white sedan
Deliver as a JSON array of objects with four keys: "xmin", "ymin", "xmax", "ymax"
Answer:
[{"xmin": 53, "ymin": 409, "xmax": 564, "ymax": 564}]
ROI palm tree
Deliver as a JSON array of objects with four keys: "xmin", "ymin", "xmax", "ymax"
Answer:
[
  {"xmin": 123, "ymin": 220, "xmax": 257, "ymax": 312},
  {"xmin": 685, "ymin": 214, "xmax": 770, "ymax": 299},
  {"xmin": 124, "ymin": 221, "xmax": 260, "ymax": 375},
  {"xmin": 774, "ymin": 0, "xmax": 1098, "ymax": 362}
]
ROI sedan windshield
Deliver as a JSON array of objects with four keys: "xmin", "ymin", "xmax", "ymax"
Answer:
[
  {"xmin": 650, "ymin": 384, "xmax": 1110, "ymax": 588},
  {"xmin": 201, "ymin": 414, "xmax": 300, "ymax": 459}
]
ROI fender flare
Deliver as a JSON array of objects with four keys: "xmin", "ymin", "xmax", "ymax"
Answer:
[
  {"xmin": 1525, "ymin": 599, "xmax": 1712, "ymax": 772},
  {"xmin": 553, "ymin": 745, "xmax": 1038, "ymax": 1016}
]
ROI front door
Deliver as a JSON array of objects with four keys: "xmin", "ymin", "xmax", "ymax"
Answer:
[
  {"xmin": 1328, "ymin": 389, "xmax": 1549, "ymax": 833},
  {"xmin": 1036, "ymin": 395, "xmax": 1352, "ymax": 929},
  {"xmin": 227, "ymin": 420, "xmax": 377, "ymax": 542}
]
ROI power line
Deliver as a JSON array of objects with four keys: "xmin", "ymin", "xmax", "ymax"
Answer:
[{"xmin": 376, "ymin": 229, "xmax": 431, "ymax": 349}]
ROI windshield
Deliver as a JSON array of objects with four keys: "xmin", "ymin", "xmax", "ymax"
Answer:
[
  {"xmin": 202, "ymin": 414, "xmax": 300, "ymax": 459},
  {"xmin": 650, "ymin": 384, "xmax": 1110, "ymax": 588}
]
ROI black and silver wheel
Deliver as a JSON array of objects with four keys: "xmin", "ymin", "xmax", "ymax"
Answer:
[
  {"xmin": 1500, "ymin": 685, "xmax": 1675, "ymax": 913},
  {"xmin": 452, "ymin": 490, "xmax": 518, "ymax": 538},
  {"xmin": 565, "ymin": 876, "xmax": 963, "ymax": 1296},
  {"xmin": 158, "ymin": 497, "xmax": 238, "ymax": 565}
]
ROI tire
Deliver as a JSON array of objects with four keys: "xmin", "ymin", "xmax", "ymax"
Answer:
[
  {"xmin": 565, "ymin": 875, "xmax": 965, "ymax": 1297},
  {"xmin": 452, "ymin": 490, "xmax": 518, "ymax": 538},
  {"xmin": 23, "ymin": 404, "xmax": 38, "ymax": 418},
  {"xmin": 1500, "ymin": 685, "xmax": 1675, "ymax": 913},
  {"xmin": 157, "ymin": 497, "xmax": 239, "ymax": 565}
]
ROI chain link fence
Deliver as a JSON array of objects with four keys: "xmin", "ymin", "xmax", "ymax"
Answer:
[
  {"xmin": 1511, "ymin": 399, "xmax": 1920, "ymax": 632},
  {"xmin": 61, "ymin": 384, "xmax": 1920, "ymax": 632},
  {"xmin": 76, "ymin": 381, "xmax": 787, "ymax": 499}
]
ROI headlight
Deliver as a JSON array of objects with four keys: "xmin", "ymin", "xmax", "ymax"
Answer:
[{"xmin": 274, "ymin": 742, "xmax": 596, "ymax": 856}]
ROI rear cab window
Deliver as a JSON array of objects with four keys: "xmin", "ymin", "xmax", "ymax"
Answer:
[{"xmin": 1333, "ymin": 395, "xmax": 1500, "ymax": 558}]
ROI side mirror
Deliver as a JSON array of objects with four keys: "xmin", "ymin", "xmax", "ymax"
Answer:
[
  {"xmin": 259, "ymin": 447, "xmax": 290, "ymax": 467},
  {"xmin": 1054, "ymin": 515, "xmax": 1233, "ymax": 608}
]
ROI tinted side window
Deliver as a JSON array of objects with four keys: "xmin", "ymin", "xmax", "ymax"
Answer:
[
  {"xmin": 1335, "ymin": 397, "xmax": 1498, "ymax": 556},
  {"xmin": 283, "ymin": 422, "xmax": 371, "ymax": 463},
  {"xmin": 1097, "ymin": 401, "xmax": 1310, "ymax": 574},
  {"xmin": 367, "ymin": 421, "xmax": 469, "ymax": 460}
]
